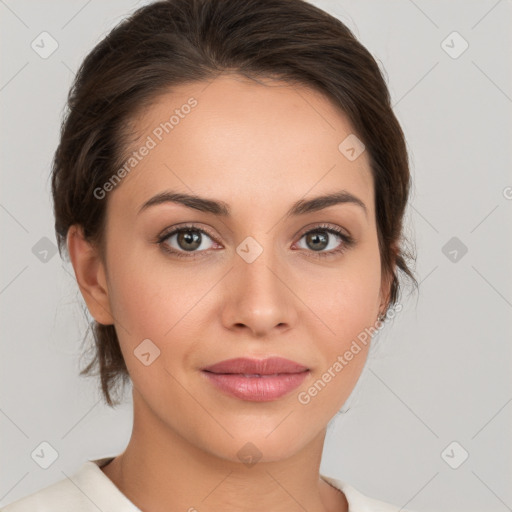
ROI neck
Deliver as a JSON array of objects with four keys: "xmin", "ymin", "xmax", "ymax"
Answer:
[{"xmin": 101, "ymin": 389, "xmax": 347, "ymax": 512}]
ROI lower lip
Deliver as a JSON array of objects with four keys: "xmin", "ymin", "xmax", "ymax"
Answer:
[{"xmin": 201, "ymin": 371, "xmax": 309, "ymax": 402}]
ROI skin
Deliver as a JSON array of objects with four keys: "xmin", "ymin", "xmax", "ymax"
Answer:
[{"xmin": 67, "ymin": 74, "xmax": 392, "ymax": 512}]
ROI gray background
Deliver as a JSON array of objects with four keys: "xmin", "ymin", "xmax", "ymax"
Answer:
[{"xmin": 1, "ymin": 1, "xmax": 511, "ymax": 511}]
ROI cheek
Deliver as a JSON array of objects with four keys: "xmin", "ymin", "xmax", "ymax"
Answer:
[
  {"xmin": 316, "ymin": 277, "xmax": 376, "ymax": 369},
  {"xmin": 303, "ymin": 249, "xmax": 381, "ymax": 391},
  {"xmin": 105, "ymin": 243, "xmax": 214, "ymax": 362},
  {"xmin": 306, "ymin": 253, "xmax": 381, "ymax": 342},
  {"xmin": 108, "ymin": 270, "xmax": 161, "ymax": 336},
  {"xmin": 105, "ymin": 260, "xmax": 192, "ymax": 393},
  {"xmin": 297, "ymin": 271, "xmax": 379, "ymax": 416},
  {"xmin": 327, "ymin": 274, "xmax": 379, "ymax": 336}
]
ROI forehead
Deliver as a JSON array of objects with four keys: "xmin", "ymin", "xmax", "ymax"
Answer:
[{"xmin": 109, "ymin": 74, "xmax": 374, "ymax": 217}]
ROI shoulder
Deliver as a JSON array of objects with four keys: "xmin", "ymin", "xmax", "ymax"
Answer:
[
  {"xmin": 320, "ymin": 474, "xmax": 417, "ymax": 512},
  {"xmin": 1, "ymin": 457, "xmax": 139, "ymax": 512},
  {"xmin": 1, "ymin": 474, "xmax": 90, "ymax": 512}
]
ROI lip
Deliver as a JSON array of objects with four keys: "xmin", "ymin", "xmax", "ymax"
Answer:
[
  {"xmin": 201, "ymin": 357, "xmax": 309, "ymax": 375},
  {"xmin": 201, "ymin": 357, "xmax": 310, "ymax": 402},
  {"xmin": 202, "ymin": 372, "xmax": 309, "ymax": 402}
]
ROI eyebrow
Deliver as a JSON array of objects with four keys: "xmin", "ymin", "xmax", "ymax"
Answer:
[{"xmin": 138, "ymin": 190, "xmax": 367, "ymax": 219}]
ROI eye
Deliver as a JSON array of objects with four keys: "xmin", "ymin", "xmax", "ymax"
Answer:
[
  {"xmin": 156, "ymin": 223, "xmax": 355, "ymax": 259},
  {"xmin": 157, "ymin": 225, "xmax": 219, "ymax": 258},
  {"xmin": 294, "ymin": 224, "xmax": 355, "ymax": 258}
]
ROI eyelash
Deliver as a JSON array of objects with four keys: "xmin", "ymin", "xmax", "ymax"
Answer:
[{"xmin": 155, "ymin": 223, "xmax": 355, "ymax": 260}]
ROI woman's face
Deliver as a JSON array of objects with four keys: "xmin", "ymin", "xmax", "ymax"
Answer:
[{"xmin": 85, "ymin": 74, "xmax": 389, "ymax": 462}]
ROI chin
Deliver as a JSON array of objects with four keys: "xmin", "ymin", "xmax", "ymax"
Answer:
[{"xmin": 197, "ymin": 428, "xmax": 316, "ymax": 466}]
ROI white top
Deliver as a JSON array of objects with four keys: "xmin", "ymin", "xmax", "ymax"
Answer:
[{"xmin": 1, "ymin": 456, "xmax": 414, "ymax": 512}]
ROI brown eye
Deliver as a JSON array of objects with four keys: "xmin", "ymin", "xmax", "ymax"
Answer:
[
  {"xmin": 157, "ymin": 225, "xmax": 218, "ymax": 258},
  {"xmin": 175, "ymin": 229, "xmax": 203, "ymax": 251},
  {"xmin": 295, "ymin": 225, "xmax": 355, "ymax": 258},
  {"xmin": 304, "ymin": 231, "xmax": 329, "ymax": 251}
]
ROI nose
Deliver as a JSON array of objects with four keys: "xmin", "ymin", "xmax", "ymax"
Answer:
[{"xmin": 220, "ymin": 246, "xmax": 298, "ymax": 338}]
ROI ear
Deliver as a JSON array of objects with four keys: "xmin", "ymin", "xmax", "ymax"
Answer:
[
  {"xmin": 66, "ymin": 225, "xmax": 114, "ymax": 325},
  {"xmin": 379, "ymin": 242, "xmax": 398, "ymax": 315}
]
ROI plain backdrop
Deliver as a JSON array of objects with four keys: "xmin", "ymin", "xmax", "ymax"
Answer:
[{"xmin": 1, "ymin": 1, "xmax": 511, "ymax": 511}]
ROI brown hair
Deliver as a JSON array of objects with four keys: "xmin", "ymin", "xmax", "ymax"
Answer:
[{"xmin": 52, "ymin": 0, "xmax": 418, "ymax": 407}]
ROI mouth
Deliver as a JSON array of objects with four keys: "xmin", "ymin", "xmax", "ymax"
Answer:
[
  {"xmin": 201, "ymin": 371, "xmax": 310, "ymax": 402},
  {"xmin": 200, "ymin": 357, "xmax": 310, "ymax": 401},
  {"xmin": 203, "ymin": 372, "xmax": 307, "ymax": 377},
  {"xmin": 201, "ymin": 356, "xmax": 309, "ymax": 375}
]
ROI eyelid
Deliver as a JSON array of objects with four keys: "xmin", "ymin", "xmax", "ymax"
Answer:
[
  {"xmin": 295, "ymin": 222, "xmax": 351, "ymax": 239},
  {"xmin": 157, "ymin": 223, "xmax": 219, "ymax": 243}
]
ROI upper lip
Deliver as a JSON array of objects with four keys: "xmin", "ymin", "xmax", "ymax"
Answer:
[{"xmin": 202, "ymin": 357, "xmax": 309, "ymax": 375}]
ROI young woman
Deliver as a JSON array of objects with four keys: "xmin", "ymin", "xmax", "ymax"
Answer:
[{"xmin": 3, "ymin": 0, "xmax": 418, "ymax": 510}]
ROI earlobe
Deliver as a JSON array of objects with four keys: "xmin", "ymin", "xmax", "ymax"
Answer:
[{"xmin": 66, "ymin": 225, "xmax": 114, "ymax": 326}]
